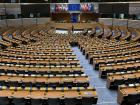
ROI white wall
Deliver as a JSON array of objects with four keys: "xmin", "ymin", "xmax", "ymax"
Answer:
[
  {"xmin": 128, "ymin": 20, "xmax": 140, "ymax": 29},
  {"xmin": 5, "ymin": 3, "xmax": 21, "ymax": 19},
  {"xmin": 98, "ymin": 18, "xmax": 112, "ymax": 26},
  {"xmin": 0, "ymin": 18, "xmax": 50, "ymax": 27},
  {"xmin": 22, "ymin": 18, "xmax": 37, "ymax": 26},
  {"xmin": 113, "ymin": 19, "xmax": 128, "ymax": 26},
  {"xmin": 1, "ymin": 17, "xmax": 140, "ymax": 29},
  {"xmin": 0, "ymin": 20, "xmax": 6, "ymax": 27},
  {"xmin": 129, "ymin": 3, "xmax": 140, "ymax": 15},
  {"xmin": 37, "ymin": 18, "xmax": 51, "ymax": 24},
  {"xmin": 99, "ymin": 18, "xmax": 140, "ymax": 29},
  {"xmin": 7, "ymin": 19, "xmax": 22, "ymax": 27},
  {"xmin": 69, "ymin": 0, "xmax": 80, "ymax": 3},
  {"xmin": 99, "ymin": 18, "xmax": 128, "ymax": 26}
]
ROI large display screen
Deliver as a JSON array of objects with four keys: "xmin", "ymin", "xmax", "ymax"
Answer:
[
  {"xmin": 68, "ymin": 4, "xmax": 80, "ymax": 11},
  {"xmin": 50, "ymin": 3, "xmax": 95, "ymax": 13}
]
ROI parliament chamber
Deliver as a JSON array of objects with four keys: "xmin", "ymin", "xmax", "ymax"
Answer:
[{"xmin": 0, "ymin": 0, "xmax": 140, "ymax": 105}]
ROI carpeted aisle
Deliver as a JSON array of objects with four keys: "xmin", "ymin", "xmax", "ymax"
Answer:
[{"xmin": 71, "ymin": 47, "xmax": 119, "ymax": 105}]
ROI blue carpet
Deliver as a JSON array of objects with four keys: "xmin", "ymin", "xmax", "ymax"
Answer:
[{"xmin": 71, "ymin": 47, "xmax": 119, "ymax": 105}]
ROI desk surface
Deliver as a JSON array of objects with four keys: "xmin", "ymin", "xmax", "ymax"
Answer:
[
  {"xmin": 0, "ymin": 90, "xmax": 14, "ymax": 97},
  {"xmin": 30, "ymin": 91, "xmax": 46, "ymax": 99},
  {"xmin": 12, "ymin": 90, "xmax": 30, "ymax": 99},
  {"xmin": 47, "ymin": 91, "xmax": 63, "ymax": 98},
  {"xmin": 81, "ymin": 90, "xmax": 97, "ymax": 97},
  {"xmin": 120, "ymin": 88, "xmax": 138, "ymax": 95},
  {"xmin": 63, "ymin": 91, "xmax": 79, "ymax": 98}
]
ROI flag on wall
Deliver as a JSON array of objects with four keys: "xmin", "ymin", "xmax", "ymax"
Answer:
[
  {"xmin": 81, "ymin": 3, "xmax": 93, "ymax": 12},
  {"xmin": 55, "ymin": 4, "xmax": 68, "ymax": 12}
]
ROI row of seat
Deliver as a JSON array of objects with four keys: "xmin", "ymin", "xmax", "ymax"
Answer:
[
  {"xmin": 92, "ymin": 52, "xmax": 140, "ymax": 68},
  {"xmin": 0, "ymin": 65, "xmax": 84, "ymax": 74},
  {"xmin": 0, "ymin": 57, "xmax": 80, "ymax": 66},
  {"xmin": 99, "ymin": 61, "xmax": 140, "ymax": 78},
  {"xmin": 0, "ymin": 75, "xmax": 89, "ymax": 88},
  {"xmin": 0, "ymin": 25, "xmax": 98, "ymax": 105},
  {"xmin": 107, "ymin": 70, "xmax": 140, "ymax": 89},
  {"xmin": 118, "ymin": 84, "xmax": 140, "ymax": 105},
  {"xmin": 0, "ymin": 87, "xmax": 97, "ymax": 105},
  {"xmin": 74, "ymin": 24, "xmax": 140, "ymax": 105},
  {"xmin": 2, "ymin": 23, "xmax": 140, "ymax": 105}
]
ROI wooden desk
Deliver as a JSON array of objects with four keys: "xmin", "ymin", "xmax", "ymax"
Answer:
[
  {"xmin": 47, "ymin": 91, "xmax": 63, "ymax": 99},
  {"xmin": 12, "ymin": 90, "xmax": 30, "ymax": 99},
  {"xmin": 63, "ymin": 91, "xmax": 80, "ymax": 98},
  {"xmin": 118, "ymin": 85, "xmax": 140, "ymax": 104},
  {"xmin": 80, "ymin": 90, "xmax": 97, "ymax": 98},
  {"xmin": 30, "ymin": 91, "xmax": 46, "ymax": 99},
  {"xmin": 0, "ymin": 90, "xmax": 14, "ymax": 97}
]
